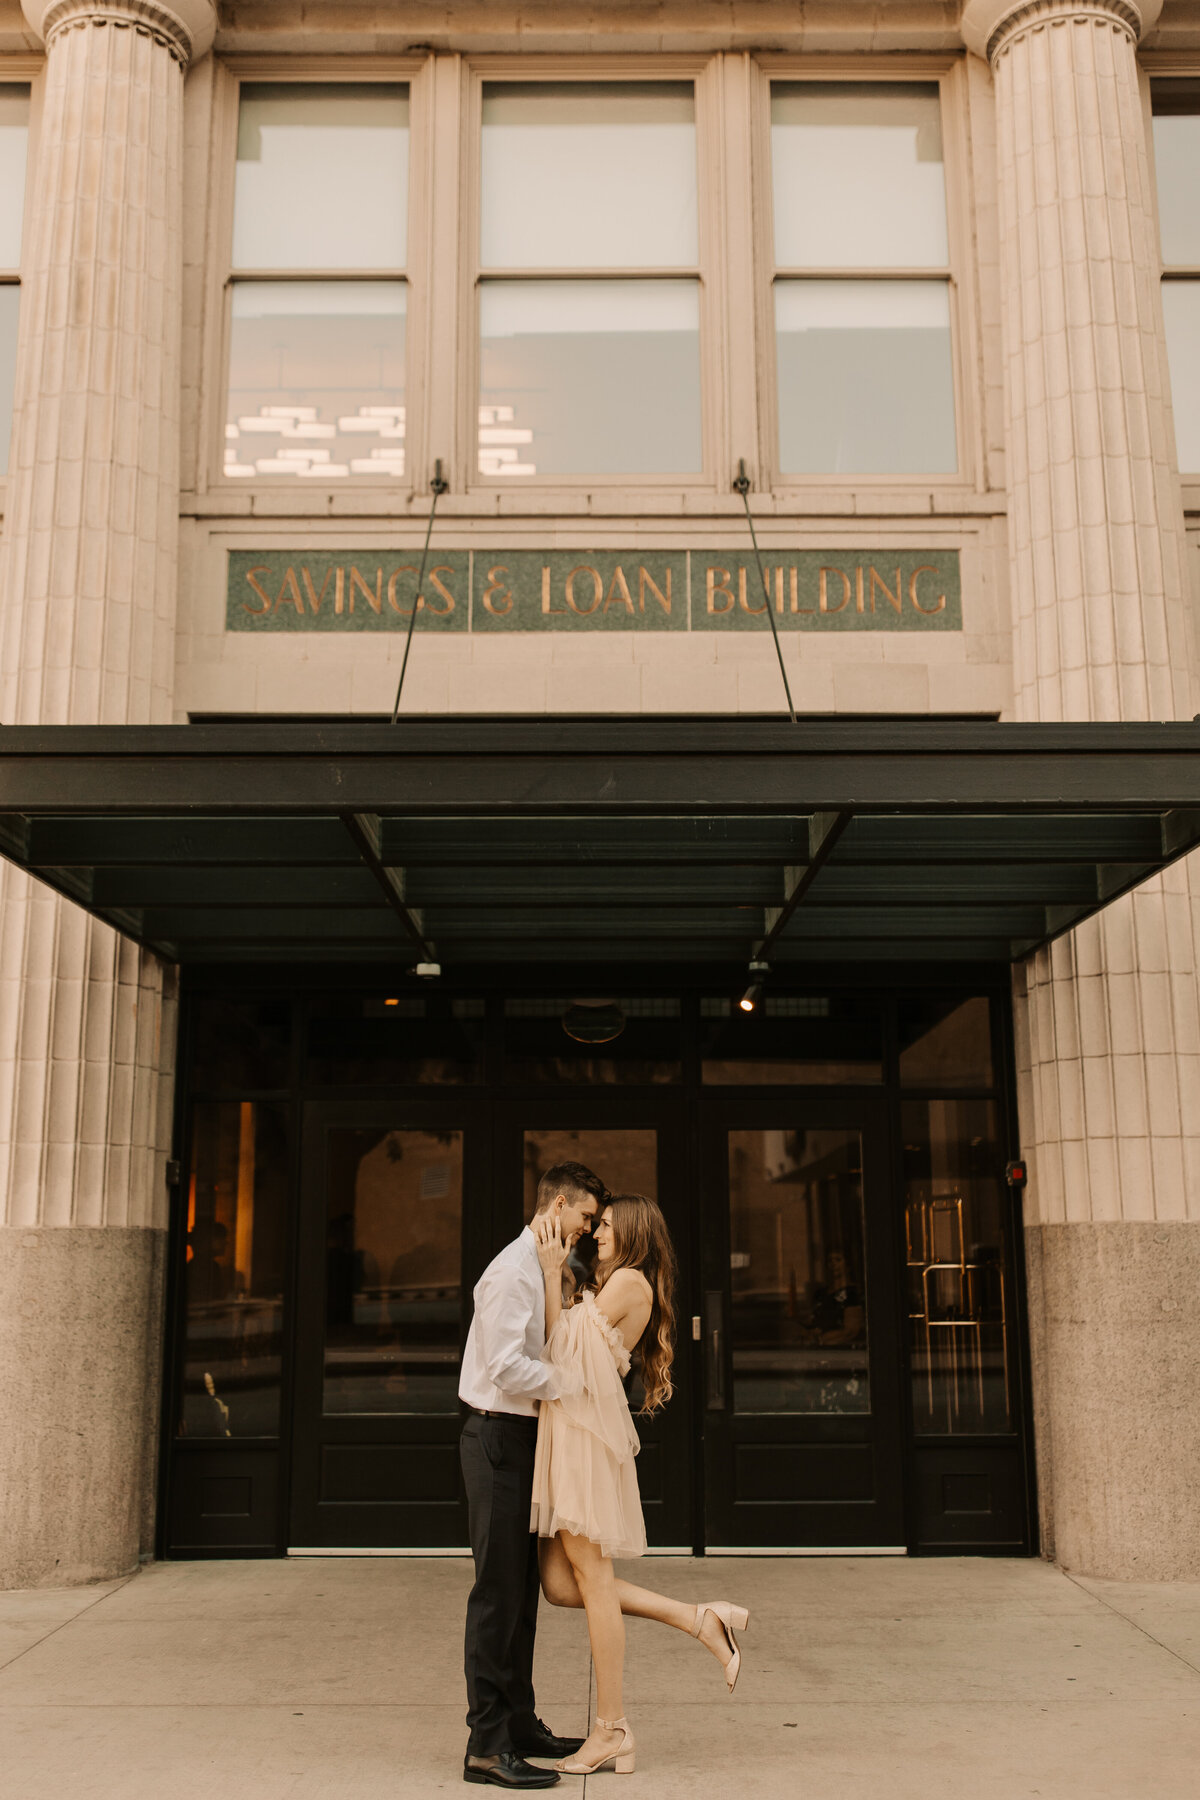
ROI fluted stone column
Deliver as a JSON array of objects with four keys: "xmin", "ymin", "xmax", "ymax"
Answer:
[
  {"xmin": 965, "ymin": 0, "xmax": 1200, "ymax": 1576},
  {"xmin": 0, "ymin": 0, "xmax": 213, "ymax": 1588}
]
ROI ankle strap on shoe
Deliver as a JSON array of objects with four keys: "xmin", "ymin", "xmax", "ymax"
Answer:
[{"xmin": 597, "ymin": 1716, "xmax": 629, "ymax": 1730}]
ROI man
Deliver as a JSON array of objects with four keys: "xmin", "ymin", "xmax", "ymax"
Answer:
[{"xmin": 459, "ymin": 1161, "xmax": 606, "ymax": 1789}]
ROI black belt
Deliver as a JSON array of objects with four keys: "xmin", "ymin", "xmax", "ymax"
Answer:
[{"xmin": 465, "ymin": 1404, "xmax": 536, "ymax": 1423}]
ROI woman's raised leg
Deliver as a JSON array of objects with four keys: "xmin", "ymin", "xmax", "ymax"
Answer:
[{"xmin": 539, "ymin": 1535, "xmax": 741, "ymax": 1676}]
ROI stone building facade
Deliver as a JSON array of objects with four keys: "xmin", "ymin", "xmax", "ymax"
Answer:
[{"xmin": 0, "ymin": 0, "xmax": 1198, "ymax": 1586}]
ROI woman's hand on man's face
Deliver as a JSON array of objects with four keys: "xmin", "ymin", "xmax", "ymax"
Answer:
[{"xmin": 533, "ymin": 1210, "xmax": 571, "ymax": 1276}]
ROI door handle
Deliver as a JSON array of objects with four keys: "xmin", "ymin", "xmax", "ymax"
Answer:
[{"xmin": 705, "ymin": 1290, "xmax": 726, "ymax": 1411}]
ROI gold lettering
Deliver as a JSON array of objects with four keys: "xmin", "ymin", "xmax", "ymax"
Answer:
[
  {"xmin": 565, "ymin": 565, "xmax": 603, "ymax": 615},
  {"xmin": 855, "ymin": 566, "xmax": 865, "ymax": 614},
  {"xmin": 387, "ymin": 566, "xmax": 418, "ymax": 613},
  {"xmin": 426, "ymin": 567, "xmax": 456, "ymax": 615},
  {"xmin": 350, "ymin": 565, "xmax": 383, "ymax": 614},
  {"xmin": 605, "ymin": 566, "xmax": 634, "ymax": 613},
  {"xmin": 775, "ymin": 567, "xmax": 786, "ymax": 615},
  {"xmin": 335, "ymin": 567, "xmax": 345, "ymax": 614},
  {"xmin": 242, "ymin": 566, "xmax": 272, "ymax": 615},
  {"xmin": 738, "ymin": 567, "xmax": 766, "ymax": 614},
  {"xmin": 869, "ymin": 567, "xmax": 903, "ymax": 614},
  {"xmin": 909, "ymin": 565, "xmax": 946, "ymax": 614},
  {"xmin": 484, "ymin": 566, "xmax": 514, "ymax": 616},
  {"xmin": 706, "ymin": 566, "xmax": 735, "ymax": 614},
  {"xmin": 541, "ymin": 566, "xmax": 566, "ymax": 615},
  {"xmin": 819, "ymin": 567, "xmax": 851, "ymax": 614},
  {"xmin": 792, "ymin": 568, "xmax": 817, "ymax": 615},
  {"xmin": 301, "ymin": 566, "xmax": 333, "ymax": 615},
  {"xmin": 274, "ymin": 567, "xmax": 304, "ymax": 614},
  {"xmin": 638, "ymin": 566, "xmax": 671, "ymax": 614}
]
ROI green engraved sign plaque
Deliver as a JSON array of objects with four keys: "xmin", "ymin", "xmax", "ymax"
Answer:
[{"xmin": 227, "ymin": 550, "xmax": 961, "ymax": 633}]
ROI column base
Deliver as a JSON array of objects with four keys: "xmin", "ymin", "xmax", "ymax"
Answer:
[
  {"xmin": 0, "ymin": 1226, "xmax": 166, "ymax": 1589},
  {"xmin": 1026, "ymin": 1220, "xmax": 1200, "ymax": 1580}
]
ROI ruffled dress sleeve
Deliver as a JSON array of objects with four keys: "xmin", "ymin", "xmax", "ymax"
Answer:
[{"xmin": 543, "ymin": 1292, "xmax": 640, "ymax": 1462}]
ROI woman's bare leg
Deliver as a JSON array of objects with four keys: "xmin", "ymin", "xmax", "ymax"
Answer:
[
  {"xmin": 540, "ymin": 1535, "xmax": 735, "ymax": 1671},
  {"xmin": 558, "ymin": 1531, "xmax": 628, "ymax": 1764}
]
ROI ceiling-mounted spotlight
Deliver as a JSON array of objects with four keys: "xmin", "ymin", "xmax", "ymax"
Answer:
[
  {"xmin": 739, "ymin": 960, "xmax": 769, "ymax": 1013},
  {"xmin": 413, "ymin": 961, "xmax": 441, "ymax": 979}
]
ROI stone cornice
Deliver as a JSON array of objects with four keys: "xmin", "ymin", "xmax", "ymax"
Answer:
[{"xmin": 961, "ymin": 0, "xmax": 1163, "ymax": 61}]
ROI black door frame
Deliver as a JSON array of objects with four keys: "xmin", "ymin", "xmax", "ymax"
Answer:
[
  {"xmin": 288, "ymin": 1092, "xmax": 492, "ymax": 1550},
  {"xmin": 160, "ymin": 967, "xmax": 1035, "ymax": 1561},
  {"xmin": 491, "ymin": 1086, "xmax": 698, "ymax": 1551},
  {"xmin": 699, "ymin": 1088, "xmax": 906, "ymax": 1550}
]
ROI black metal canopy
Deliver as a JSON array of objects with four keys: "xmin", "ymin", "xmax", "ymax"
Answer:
[{"xmin": 0, "ymin": 718, "xmax": 1198, "ymax": 966}]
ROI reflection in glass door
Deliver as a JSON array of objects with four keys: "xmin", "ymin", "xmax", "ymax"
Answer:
[
  {"xmin": 290, "ymin": 1100, "xmax": 481, "ymax": 1549},
  {"xmin": 728, "ymin": 1127, "xmax": 869, "ymax": 1417},
  {"xmin": 323, "ymin": 1127, "xmax": 463, "ymax": 1416},
  {"xmin": 703, "ymin": 1097, "xmax": 904, "ymax": 1550}
]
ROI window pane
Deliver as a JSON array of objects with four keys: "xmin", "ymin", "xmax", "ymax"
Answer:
[
  {"xmin": 0, "ymin": 285, "xmax": 18, "ymax": 476},
  {"xmin": 305, "ymin": 994, "xmax": 484, "ymax": 1086},
  {"xmin": 772, "ymin": 82, "xmax": 947, "ymax": 269},
  {"xmin": 0, "ymin": 87, "xmax": 29, "ymax": 267},
  {"xmin": 191, "ymin": 993, "xmax": 292, "ymax": 1091},
  {"xmin": 178, "ymin": 1102, "xmax": 290, "ymax": 1439},
  {"xmin": 1162, "ymin": 281, "xmax": 1200, "ymax": 471},
  {"xmin": 226, "ymin": 282, "xmax": 406, "ymax": 480},
  {"xmin": 702, "ymin": 994, "xmax": 883, "ymax": 1085},
  {"xmin": 324, "ymin": 1127, "xmax": 462, "ymax": 1415},
  {"xmin": 728, "ymin": 1127, "xmax": 869, "ymax": 1414},
  {"xmin": 233, "ymin": 83, "xmax": 408, "ymax": 269},
  {"xmin": 481, "ymin": 82, "xmax": 697, "ymax": 269},
  {"xmin": 479, "ymin": 280, "xmax": 700, "ymax": 476},
  {"xmin": 1152, "ymin": 92, "xmax": 1200, "ymax": 265},
  {"xmin": 899, "ymin": 996, "xmax": 994, "ymax": 1088},
  {"xmin": 776, "ymin": 279, "xmax": 956, "ymax": 474},
  {"xmin": 902, "ymin": 1099, "xmax": 1014, "ymax": 1435}
]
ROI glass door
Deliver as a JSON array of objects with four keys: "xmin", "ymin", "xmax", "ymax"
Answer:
[
  {"xmin": 289, "ymin": 1096, "xmax": 488, "ymax": 1548},
  {"xmin": 494, "ymin": 1094, "xmax": 696, "ymax": 1551},
  {"xmin": 701, "ymin": 1094, "xmax": 905, "ymax": 1549}
]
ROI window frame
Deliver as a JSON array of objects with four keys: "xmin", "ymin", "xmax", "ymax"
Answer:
[
  {"xmin": 208, "ymin": 58, "xmax": 430, "ymax": 497},
  {"xmin": 0, "ymin": 60, "xmax": 41, "ymax": 498},
  {"xmin": 751, "ymin": 55, "xmax": 974, "ymax": 493},
  {"xmin": 1144, "ymin": 60, "xmax": 1200, "ymax": 496},
  {"xmin": 462, "ymin": 55, "xmax": 720, "ymax": 494}
]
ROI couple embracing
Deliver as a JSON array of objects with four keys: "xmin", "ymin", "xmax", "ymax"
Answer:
[{"xmin": 459, "ymin": 1161, "xmax": 749, "ymax": 1787}]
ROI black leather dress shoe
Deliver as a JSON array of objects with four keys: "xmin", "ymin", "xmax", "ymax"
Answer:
[
  {"xmin": 512, "ymin": 1718, "xmax": 586, "ymax": 1761},
  {"xmin": 463, "ymin": 1752, "xmax": 560, "ymax": 1788}
]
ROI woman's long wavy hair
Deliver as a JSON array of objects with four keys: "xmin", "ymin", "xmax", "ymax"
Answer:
[{"xmin": 592, "ymin": 1193, "xmax": 677, "ymax": 1414}]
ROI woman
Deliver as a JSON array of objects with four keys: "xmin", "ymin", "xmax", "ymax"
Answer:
[{"xmin": 530, "ymin": 1193, "xmax": 749, "ymax": 1777}]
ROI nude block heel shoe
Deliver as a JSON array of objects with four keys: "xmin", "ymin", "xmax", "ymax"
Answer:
[
  {"xmin": 691, "ymin": 1600, "xmax": 751, "ymax": 1694},
  {"xmin": 555, "ymin": 1717, "xmax": 635, "ymax": 1775}
]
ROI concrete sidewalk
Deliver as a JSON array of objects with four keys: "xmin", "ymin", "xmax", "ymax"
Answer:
[{"xmin": 2, "ymin": 1556, "xmax": 1199, "ymax": 1799}]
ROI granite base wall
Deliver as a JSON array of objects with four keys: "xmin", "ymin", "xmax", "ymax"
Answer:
[
  {"xmin": 0, "ymin": 1226, "xmax": 167, "ymax": 1589},
  {"xmin": 1025, "ymin": 1220, "xmax": 1200, "ymax": 1580}
]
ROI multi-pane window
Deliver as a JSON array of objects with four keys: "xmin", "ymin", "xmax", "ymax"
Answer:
[
  {"xmin": 0, "ymin": 87, "xmax": 29, "ymax": 476},
  {"xmin": 1152, "ymin": 84, "xmax": 1200, "ymax": 473},
  {"xmin": 224, "ymin": 84, "xmax": 409, "ymax": 483},
  {"xmin": 476, "ymin": 82, "xmax": 703, "ymax": 480},
  {"xmin": 770, "ymin": 82, "xmax": 957, "ymax": 476}
]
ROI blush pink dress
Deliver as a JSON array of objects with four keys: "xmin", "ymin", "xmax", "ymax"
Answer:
[{"xmin": 530, "ymin": 1291, "xmax": 647, "ymax": 1560}]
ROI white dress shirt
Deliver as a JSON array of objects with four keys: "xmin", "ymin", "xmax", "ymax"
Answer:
[{"xmin": 459, "ymin": 1226, "xmax": 558, "ymax": 1416}]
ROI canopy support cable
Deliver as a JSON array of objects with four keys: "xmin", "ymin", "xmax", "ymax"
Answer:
[
  {"xmin": 734, "ymin": 458, "xmax": 797, "ymax": 725},
  {"xmin": 390, "ymin": 461, "xmax": 450, "ymax": 724}
]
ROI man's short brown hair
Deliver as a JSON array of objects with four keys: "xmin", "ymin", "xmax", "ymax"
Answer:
[{"xmin": 534, "ymin": 1161, "xmax": 606, "ymax": 1215}]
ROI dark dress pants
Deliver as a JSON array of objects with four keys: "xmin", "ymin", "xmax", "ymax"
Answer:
[{"xmin": 460, "ymin": 1413, "xmax": 541, "ymax": 1757}]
